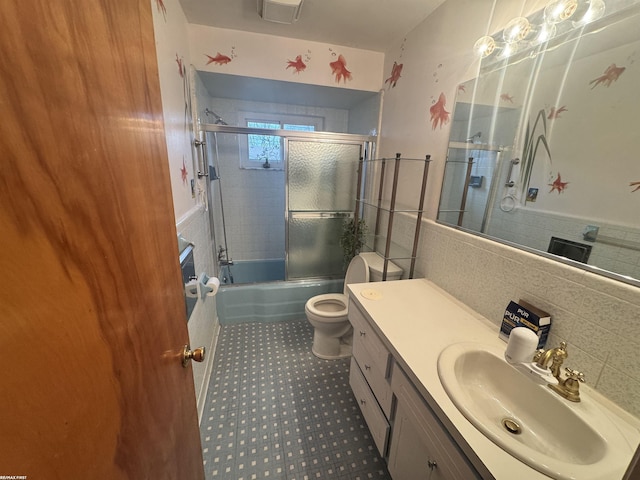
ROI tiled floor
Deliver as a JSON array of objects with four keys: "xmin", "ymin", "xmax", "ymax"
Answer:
[{"xmin": 200, "ymin": 319, "xmax": 392, "ymax": 480}]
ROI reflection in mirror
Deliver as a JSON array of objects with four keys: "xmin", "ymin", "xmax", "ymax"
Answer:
[{"xmin": 438, "ymin": 1, "xmax": 640, "ymax": 286}]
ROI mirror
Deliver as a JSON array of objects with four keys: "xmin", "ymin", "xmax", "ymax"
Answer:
[{"xmin": 438, "ymin": 1, "xmax": 640, "ymax": 286}]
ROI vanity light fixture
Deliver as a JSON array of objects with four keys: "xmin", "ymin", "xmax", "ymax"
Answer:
[
  {"xmin": 572, "ymin": 0, "xmax": 606, "ymax": 27},
  {"xmin": 258, "ymin": 0, "xmax": 304, "ymax": 24},
  {"xmin": 473, "ymin": 0, "xmax": 606, "ymax": 58},
  {"xmin": 544, "ymin": 0, "xmax": 579, "ymax": 24},
  {"xmin": 503, "ymin": 17, "xmax": 532, "ymax": 43},
  {"xmin": 533, "ymin": 22, "xmax": 557, "ymax": 44},
  {"xmin": 473, "ymin": 36, "xmax": 497, "ymax": 58}
]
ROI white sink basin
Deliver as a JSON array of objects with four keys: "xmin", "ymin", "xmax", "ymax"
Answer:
[{"xmin": 437, "ymin": 342, "xmax": 637, "ymax": 480}]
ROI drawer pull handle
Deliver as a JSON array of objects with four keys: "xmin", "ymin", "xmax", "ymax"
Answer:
[
  {"xmin": 359, "ymin": 331, "xmax": 366, "ymax": 336},
  {"xmin": 427, "ymin": 460, "xmax": 438, "ymax": 470},
  {"xmin": 364, "ymin": 364, "xmax": 371, "ymax": 370},
  {"xmin": 360, "ymin": 399, "xmax": 366, "ymax": 405}
]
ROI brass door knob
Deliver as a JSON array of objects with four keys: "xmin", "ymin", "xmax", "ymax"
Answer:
[{"xmin": 182, "ymin": 345, "xmax": 206, "ymax": 367}]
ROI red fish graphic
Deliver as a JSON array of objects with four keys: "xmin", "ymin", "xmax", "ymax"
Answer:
[
  {"xmin": 500, "ymin": 93, "xmax": 514, "ymax": 103},
  {"xmin": 630, "ymin": 181, "xmax": 640, "ymax": 192},
  {"xmin": 205, "ymin": 53, "xmax": 232, "ymax": 65},
  {"xmin": 548, "ymin": 173, "xmax": 569, "ymax": 193},
  {"xmin": 385, "ymin": 62, "xmax": 403, "ymax": 88},
  {"xmin": 155, "ymin": 0, "xmax": 167, "ymax": 20},
  {"xmin": 176, "ymin": 54, "xmax": 184, "ymax": 78},
  {"xmin": 590, "ymin": 63, "xmax": 626, "ymax": 89},
  {"xmin": 180, "ymin": 157, "xmax": 188, "ymax": 185},
  {"xmin": 330, "ymin": 55, "xmax": 352, "ymax": 83},
  {"xmin": 548, "ymin": 106, "xmax": 567, "ymax": 119},
  {"xmin": 286, "ymin": 55, "xmax": 306, "ymax": 74},
  {"xmin": 429, "ymin": 93, "xmax": 450, "ymax": 130}
]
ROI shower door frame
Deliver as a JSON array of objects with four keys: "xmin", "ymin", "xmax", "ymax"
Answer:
[{"xmin": 198, "ymin": 124, "xmax": 376, "ymax": 282}]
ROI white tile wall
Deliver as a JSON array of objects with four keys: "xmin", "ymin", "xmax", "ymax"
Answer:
[
  {"xmin": 176, "ymin": 205, "xmax": 219, "ymax": 422},
  {"xmin": 196, "ymin": 93, "xmax": 350, "ymax": 261},
  {"xmin": 486, "ymin": 202, "xmax": 640, "ymax": 280},
  {"xmin": 411, "ymin": 218, "xmax": 640, "ymax": 417}
]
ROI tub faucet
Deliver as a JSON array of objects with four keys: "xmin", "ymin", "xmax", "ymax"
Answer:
[
  {"xmin": 533, "ymin": 341, "xmax": 567, "ymax": 380},
  {"xmin": 217, "ymin": 246, "xmax": 233, "ymax": 266}
]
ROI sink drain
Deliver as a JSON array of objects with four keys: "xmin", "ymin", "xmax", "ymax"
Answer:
[{"xmin": 501, "ymin": 418, "xmax": 522, "ymax": 435}]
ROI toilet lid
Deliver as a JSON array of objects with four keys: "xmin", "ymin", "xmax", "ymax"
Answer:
[{"xmin": 344, "ymin": 254, "xmax": 370, "ymax": 295}]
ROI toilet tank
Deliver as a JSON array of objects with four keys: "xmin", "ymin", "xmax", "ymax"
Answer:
[{"xmin": 359, "ymin": 252, "xmax": 403, "ymax": 281}]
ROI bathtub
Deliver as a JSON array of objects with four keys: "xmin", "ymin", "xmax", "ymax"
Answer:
[
  {"xmin": 216, "ymin": 278, "xmax": 343, "ymax": 324},
  {"xmin": 219, "ymin": 259, "xmax": 285, "ymax": 284}
]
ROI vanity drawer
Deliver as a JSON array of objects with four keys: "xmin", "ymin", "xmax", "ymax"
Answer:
[
  {"xmin": 349, "ymin": 356, "xmax": 390, "ymax": 457},
  {"xmin": 349, "ymin": 301, "xmax": 391, "ymax": 377},
  {"xmin": 353, "ymin": 343, "xmax": 393, "ymax": 418},
  {"xmin": 349, "ymin": 302, "xmax": 393, "ymax": 417}
]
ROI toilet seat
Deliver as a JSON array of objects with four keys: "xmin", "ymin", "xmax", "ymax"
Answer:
[{"xmin": 305, "ymin": 293, "xmax": 348, "ymax": 319}]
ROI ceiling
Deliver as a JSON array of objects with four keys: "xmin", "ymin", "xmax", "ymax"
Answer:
[{"xmin": 179, "ymin": 0, "xmax": 446, "ymax": 52}]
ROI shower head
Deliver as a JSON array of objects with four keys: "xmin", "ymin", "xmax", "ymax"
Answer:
[{"xmin": 204, "ymin": 108, "xmax": 228, "ymax": 125}]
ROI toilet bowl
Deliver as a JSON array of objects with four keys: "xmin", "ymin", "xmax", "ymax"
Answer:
[{"xmin": 305, "ymin": 254, "xmax": 369, "ymax": 359}]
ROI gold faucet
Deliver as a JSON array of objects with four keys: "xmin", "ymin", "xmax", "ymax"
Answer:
[
  {"xmin": 532, "ymin": 341, "xmax": 585, "ymax": 402},
  {"xmin": 549, "ymin": 368, "xmax": 585, "ymax": 402},
  {"xmin": 533, "ymin": 341, "xmax": 568, "ymax": 379}
]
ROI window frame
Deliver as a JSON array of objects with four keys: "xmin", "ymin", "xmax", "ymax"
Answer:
[{"xmin": 237, "ymin": 111, "xmax": 324, "ymax": 170}]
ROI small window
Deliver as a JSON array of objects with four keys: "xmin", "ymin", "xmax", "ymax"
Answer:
[{"xmin": 238, "ymin": 112, "xmax": 323, "ymax": 170}]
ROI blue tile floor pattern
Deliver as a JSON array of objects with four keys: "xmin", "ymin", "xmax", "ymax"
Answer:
[{"xmin": 200, "ymin": 319, "xmax": 392, "ymax": 480}]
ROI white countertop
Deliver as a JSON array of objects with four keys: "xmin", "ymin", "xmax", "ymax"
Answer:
[{"xmin": 348, "ymin": 278, "xmax": 640, "ymax": 480}]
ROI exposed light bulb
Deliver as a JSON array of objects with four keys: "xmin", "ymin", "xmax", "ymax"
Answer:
[
  {"xmin": 572, "ymin": 0, "xmax": 606, "ymax": 26},
  {"xmin": 473, "ymin": 36, "xmax": 497, "ymax": 58},
  {"xmin": 533, "ymin": 23, "xmax": 557, "ymax": 44},
  {"xmin": 501, "ymin": 43, "xmax": 517, "ymax": 58},
  {"xmin": 503, "ymin": 17, "xmax": 532, "ymax": 43},
  {"xmin": 544, "ymin": 0, "xmax": 579, "ymax": 24}
]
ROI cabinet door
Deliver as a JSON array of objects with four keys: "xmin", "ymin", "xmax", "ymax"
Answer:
[
  {"xmin": 388, "ymin": 370, "xmax": 481, "ymax": 480},
  {"xmin": 389, "ymin": 400, "xmax": 462, "ymax": 480}
]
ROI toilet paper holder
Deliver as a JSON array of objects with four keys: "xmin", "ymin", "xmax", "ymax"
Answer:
[
  {"xmin": 197, "ymin": 273, "xmax": 219, "ymax": 299},
  {"xmin": 199, "ymin": 273, "xmax": 213, "ymax": 299}
]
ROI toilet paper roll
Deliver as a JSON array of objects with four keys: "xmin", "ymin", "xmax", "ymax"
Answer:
[
  {"xmin": 205, "ymin": 276, "xmax": 220, "ymax": 297},
  {"xmin": 505, "ymin": 327, "xmax": 539, "ymax": 364},
  {"xmin": 185, "ymin": 281, "xmax": 198, "ymax": 298}
]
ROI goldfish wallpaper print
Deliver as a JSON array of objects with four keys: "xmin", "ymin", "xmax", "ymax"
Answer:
[
  {"xmin": 500, "ymin": 93, "xmax": 514, "ymax": 103},
  {"xmin": 429, "ymin": 92, "xmax": 450, "ymax": 130},
  {"xmin": 329, "ymin": 52, "xmax": 352, "ymax": 84},
  {"xmin": 547, "ymin": 106, "xmax": 567, "ymax": 119},
  {"xmin": 155, "ymin": 0, "xmax": 166, "ymax": 21},
  {"xmin": 589, "ymin": 63, "xmax": 626, "ymax": 89},
  {"xmin": 175, "ymin": 54, "xmax": 185, "ymax": 78},
  {"xmin": 205, "ymin": 52, "xmax": 232, "ymax": 65},
  {"xmin": 286, "ymin": 54, "xmax": 307, "ymax": 74},
  {"xmin": 385, "ymin": 62, "xmax": 403, "ymax": 88}
]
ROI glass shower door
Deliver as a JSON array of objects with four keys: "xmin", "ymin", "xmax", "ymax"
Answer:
[{"xmin": 287, "ymin": 139, "xmax": 363, "ymax": 279}]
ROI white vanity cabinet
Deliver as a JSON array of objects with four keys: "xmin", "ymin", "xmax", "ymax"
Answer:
[
  {"xmin": 349, "ymin": 298, "xmax": 393, "ymax": 456},
  {"xmin": 387, "ymin": 365, "xmax": 482, "ymax": 480},
  {"xmin": 348, "ymin": 296, "xmax": 483, "ymax": 480}
]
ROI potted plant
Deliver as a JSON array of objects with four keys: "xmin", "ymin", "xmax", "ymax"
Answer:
[{"xmin": 340, "ymin": 218, "xmax": 368, "ymax": 270}]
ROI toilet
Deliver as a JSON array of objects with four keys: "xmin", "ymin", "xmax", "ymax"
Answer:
[
  {"xmin": 305, "ymin": 254, "xmax": 369, "ymax": 359},
  {"xmin": 305, "ymin": 253, "xmax": 403, "ymax": 359},
  {"xmin": 358, "ymin": 252, "xmax": 404, "ymax": 282}
]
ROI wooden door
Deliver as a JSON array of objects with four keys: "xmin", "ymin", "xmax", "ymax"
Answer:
[{"xmin": 0, "ymin": 1, "xmax": 204, "ymax": 479}]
